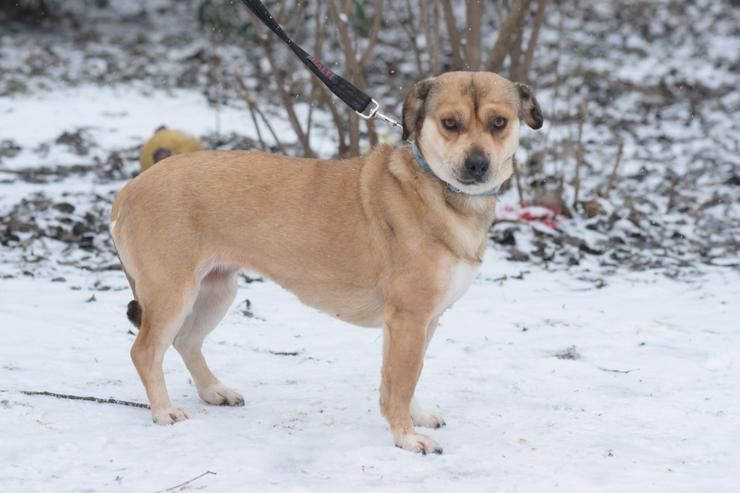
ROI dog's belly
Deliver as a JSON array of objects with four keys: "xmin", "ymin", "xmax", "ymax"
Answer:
[
  {"xmin": 279, "ymin": 278, "xmax": 385, "ymax": 328},
  {"xmin": 241, "ymin": 264, "xmax": 385, "ymax": 328}
]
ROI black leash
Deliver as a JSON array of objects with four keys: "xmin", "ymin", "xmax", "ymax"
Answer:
[{"xmin": 239, "ymin": 0, "xmax": 401, "ymax": 129}]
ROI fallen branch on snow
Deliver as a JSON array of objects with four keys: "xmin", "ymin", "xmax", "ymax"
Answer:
[
  {"xmin": 598, "ymin": 367, "xmax": 639, "ymax": 374},
  {"xmin": 158, "ymin": 471, "xmax": 217, "ymax": 493},
  {"xmin": 4, "ymin": 390, "xmax": 150, "ymax": 409}
]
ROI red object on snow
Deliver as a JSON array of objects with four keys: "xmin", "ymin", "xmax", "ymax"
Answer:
[{"xmin": 497, "ymin": 204, "xmax": 558, "ymax": 229}]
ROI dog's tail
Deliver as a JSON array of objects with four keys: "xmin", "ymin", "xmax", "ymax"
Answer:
[{"xmin": 127, "ymin": 300, "xmax": 142, "ymax": 328}]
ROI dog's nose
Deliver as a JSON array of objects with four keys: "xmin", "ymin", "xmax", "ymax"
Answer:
[{"xmin": 463, "ymin": 153, "xmax": 489, "ymax": 180}]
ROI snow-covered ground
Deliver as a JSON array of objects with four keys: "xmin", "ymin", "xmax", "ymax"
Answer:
[{"xmin": 1, "ymin": 254, "xmax": 739, "ymax": 492}]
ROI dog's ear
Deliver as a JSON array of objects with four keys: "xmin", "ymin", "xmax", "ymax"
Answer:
[
  {"xmin": 515, "ymin": 83, "xmax": 544, "ymax": 129},
  {"xmin": 402, "ymin": 77, "xmax": 436, "ymax": 141}
]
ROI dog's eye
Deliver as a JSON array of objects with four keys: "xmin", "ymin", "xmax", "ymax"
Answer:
[
  {"xmin": 441, "ymin": 118, "xmax": 459, "ymax": 131},
  {"xmin": 491, "ymin": 117, "xmax": 508, "ymax": 131}
]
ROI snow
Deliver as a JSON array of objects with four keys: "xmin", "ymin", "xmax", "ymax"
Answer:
[
  {"xmin": 0, "ymin": 85, "xmax": 316, "ymax": 170},
  {"xmin": 1, "ymin": 257, "xmax": 738, "ymax": 492}
]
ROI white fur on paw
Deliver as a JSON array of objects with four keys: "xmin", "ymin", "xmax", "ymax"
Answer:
[
  {"xmin": 395, "ymin": 433, "xmax": 443, "ymax": 455},
  {"xmin": 198, "ymin": 383, "xmax": 245, "ymax": 407},
  {"xmin": 152, "ymin": 406, "xmax": 189, "ymax": 425},
  {"xmin": 412, "ymin": 407, "xmax": 446, "ymax": 429}
]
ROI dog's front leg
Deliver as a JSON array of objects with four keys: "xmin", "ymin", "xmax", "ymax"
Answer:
[
  {"xmin": 410, "ymin": 316, "xmax": 446, "ymax": 429},
  {"xmin": 380, "ymin": 306, "xmax": 443, "ymax": 454}
]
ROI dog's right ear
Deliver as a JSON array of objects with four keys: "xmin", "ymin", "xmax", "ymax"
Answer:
[
  {"xmin": 402, "ymin": 77, "xmax": 436, "ymax": 141},
  {"xmin": 515, "ymin": 82, "xmax": 544, "ymax": 129}
]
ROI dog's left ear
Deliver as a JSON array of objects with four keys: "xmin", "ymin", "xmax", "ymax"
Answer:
[
  {"xmin": 402, "ymin": 77, "xmax": 436, "ymax": 141},
  {"xmin": 515, "ymin": 83, "xmax": 544, "ymax": 129}
]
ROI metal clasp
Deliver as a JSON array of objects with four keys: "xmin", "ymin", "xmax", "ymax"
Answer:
[
  {"xmin": 356, "ymin": 99, "xmax": 380, "ymax": 120},
  {"xmin": 355, "ymin": 99, "xmax": 403, "ymax": 129}
]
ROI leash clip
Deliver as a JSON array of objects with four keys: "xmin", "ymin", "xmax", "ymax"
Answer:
[
  {"xmin": 356, "ymin": 99, "xmax": 380, "ymax": 120},
  {"xmin": 356, "ymin": 99, "xmax": 403, "ymax": 129}
]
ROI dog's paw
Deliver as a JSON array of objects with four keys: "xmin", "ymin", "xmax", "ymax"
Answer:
[
  {"xmin": 152, "ymin": 406, "xmax": 189, "ymax": 425},
  {"xmin": 411, "ymin": 406, "xmax": 446, "ymax": 429},
  {"xmin": 395, "ymin": 433, "xmax": 443, "ymax": 455},
  {"xmin": 198, "ymin": 383, "xmax": 245, "ymax": 407}
]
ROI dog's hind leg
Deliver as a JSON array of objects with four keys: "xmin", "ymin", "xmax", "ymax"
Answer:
[
  {"xmin": 174, "ymin": 268, "xmax": 243, "ymax": 407},
  {"xmin": 130, "ymin": 275, "xmax": 199, "ymax": 425},
  {"xmin": 410, "ymin": 316, "xmax": 446, "ymax": 429}
]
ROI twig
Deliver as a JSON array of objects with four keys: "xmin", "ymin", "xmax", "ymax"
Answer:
[
  {"xmin": 440, "ymin": 0, "xmax": 465, "ymax": 69},
  {"xmin": 520, "ymin": 0, "xmax": 548, "ymax": 82},
  {"xmin": 511, "ymin": 154, "xmax": 525, "ymax": 205},
  {"xmin": 598, "ymin": 367, "xmax": 639, "ymax": 374},
  {"xmin": 327, "ymin": 0, "xmax": 382, "ymax": 152},
  {"xmin": 572, "ymin": 99, "xmax": 588, "ymax": 209},
  {"xmin": 237, "ymin": 79, "xmax": 267, "ymax": 150},
  {"xmin": 327, "ymin": 0, "xmax": 361, "ymax": 156},
  {"xmin": 665, "ymin": 169, "xmax": 679, "ymax": 213},
  {"xmin": 487, "ymin": 0, "xmax": 531, "ymax": 73},
  {"xmin": 393, "ymin": 0, "xmax": 424, "ymax": 74},
  {"xmin": 234, "ymin": 69, "xmax": 287, "ymax": 154},
  {"xmin": 318, "ymin": 90, "xmax": 349, "ymax": 157},
  {"xmin": 286, "ymin": 0, "xmax": 305, "ymax": 37},
  {"xmin": 420, "ymin": 0, "xmax": 438, "ymax": 74},
  {"xmin": 10, "ymin": 390, "xmax": 150, "ymax": 409},
  {"xmin": 209, "ymin": 1, "xmax": 223, "ymax": 138},
  {"xmin": 159, "ymin": 471, "xmax": 217, "ymax": 493},
  {"xmin": 306, "ymin": 0, "xmax": 327, "ymax": 137},
  {"xmin": 541, "ymin": 9, "xmax": 565, "ymax": 180},
  {"xmin": 431, "ymin": 0, "xmax": 441, "ymax": 74},
  {"xmin": 604, "ymin": 138, "xmax": 624, "ymax": 198},
  {"xmin": 358, "ymin": 0, "xmax": 385, "ymax": 68},
  {"xmin": 246, "ymin": 9, "xmax": 314, "ymax": 157},
  {"xmin": 465, "ymin": 0, "xmax": 483, "ymax": 70},
  {"xmin": 508, "ymin": 6, "xmax": 525, "ymax": 80}
]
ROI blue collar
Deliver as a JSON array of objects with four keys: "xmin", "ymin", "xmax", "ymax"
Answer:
[{"xmin": 411, "ymin": 142, "xmax": 501, "ymax": 197}]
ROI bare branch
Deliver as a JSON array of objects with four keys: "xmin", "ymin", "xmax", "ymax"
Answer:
[
  {"xmin": 441, "ymin": 0, "xmax": 465, "ymax": 70},
  {"xmin": 420, "ymin": 0, "xmax": 432, "ymax": 72},
  {"xmin": 598, "ymin": 367, "xmax": 639, "ymax": 374},
  {"xmin": 306, "ymin": 0, "xmax": 327, "ymax": 140},
  {"xmin": 359, "ymin": 0, "xmax": 385, "ymax": 67},
  {"xmin": 393, "ymin": 1, "xmax": 424, "ymax": 74},
  {"xmin": 512, "ymin": 154, "xmax": 525, "ymax": 205},
  {"xmin": 246, "ymin": 10, "xmax": 314, "ymax": 157},
  {"xmin": 14, "ymin": 389, "xmax": 149, "ymax": 408},
  {"xmin": 264, "ymin": 46, "xmax": 314, "ymax": 156},
  {"xmin": 465, "ymin": 0, "xmax": 483, "ymax": 70},
  {"xmin": 159, "ymin": 471, "xmax": 217, "ymax": 493},
  {"xmin": 327, "ymin": 0, "xmax": 361, "ymax": 155},
  {"xmin": 572, "ymin": 99, "xmax": 588, "ymax": 209},
  {"xmin": 319, "ymin": 90, "xmax": 350, "ymax": 157},
  {"xmin": 520, "ymin": 0, "xmax": 548, "ymax": 82},
  {"xmin": 486, "ymin": 0, "xmax": 531, "ymax": 73},
  {"xmin": 286, "ymin": 0, "xmax": 306, "ymax": 37},
  {"xmin": 508, "ymin": 10, "xmax": 525, "ymax": 80},
  {"xmin": 235, "ymin": 69, "xmax": 287, "ymax": 154},
  {"xmin": 605, "ymin": 138, "xmax": 624, "ymax": 198},
  {"xmin": 431, "ymin": 0, "xmax": 441, "ymax": 74},
  {"xmin": 276, "ymin": 0, "xmax": 288, "ymax": 25}
]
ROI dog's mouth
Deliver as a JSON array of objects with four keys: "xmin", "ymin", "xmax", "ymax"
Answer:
[
  {"xmin": 454, "ymin": 173, "xmax": 489, "ymax": 186},
  {"xmin": 457, "ymin": 176, "xmax": 488, "ymax": 186}
]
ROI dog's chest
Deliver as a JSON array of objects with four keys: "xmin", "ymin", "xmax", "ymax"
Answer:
[{"xmin": 436, "ymin": 261, "xmax": 479, "ymax": 315}]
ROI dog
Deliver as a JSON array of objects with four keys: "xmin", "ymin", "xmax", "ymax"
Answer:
[{"xmin": 110, "ymin": 71, "xmax": 543, "ymax": 454}]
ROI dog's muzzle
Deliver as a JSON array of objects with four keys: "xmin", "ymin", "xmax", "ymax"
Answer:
[{"xmin": 459, "ymin": 152, "xmax": 490, "ymax": 184}]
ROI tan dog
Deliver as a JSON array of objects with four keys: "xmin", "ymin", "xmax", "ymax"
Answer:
[{"xmin": 110, "ymin": 71, "xmax": 543, "ymax": 454}]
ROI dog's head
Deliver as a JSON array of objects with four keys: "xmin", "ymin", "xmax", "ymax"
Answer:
[{"xmin": 402, "ymin": 72, "xmax": 543, "ymax": 194}]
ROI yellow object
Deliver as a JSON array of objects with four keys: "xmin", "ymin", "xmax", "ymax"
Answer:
[{"xmin": 139, "ymin": 128, "xmax": 203, "ymax": 172}]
